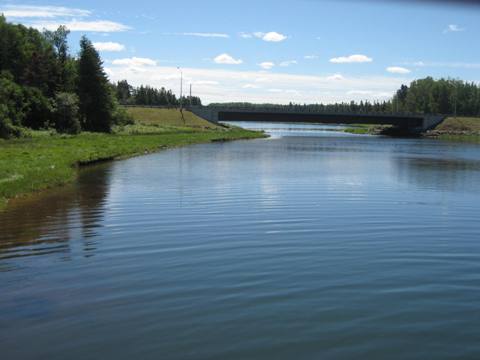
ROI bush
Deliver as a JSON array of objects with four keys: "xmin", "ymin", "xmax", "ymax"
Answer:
[
  {"xmin": 53, "ymin": 92, "xmax": 81, "ymax": 134},
  {"xmin": 22, "ymin": 87, "xmax": 54, "ymax": 129},
  {"xmin": 0, "ymin": 73, "xmax": 28, "ymax": 138},
  {"xmin": 113, "ymin": 106, "xmax": 134, "ymax": 126}
]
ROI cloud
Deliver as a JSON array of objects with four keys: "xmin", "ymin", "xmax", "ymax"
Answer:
[
  {"xmin": 214, "ymin": 53, "xmax": 243, "ymax": 65},
  {"xmin": 347, "ymin": 90, "xmax": 373, "ymax": 95},
  {"xmin": 444, "ymin": 24, "xmax": 465, "ymax": 33},
  {"xmin": 93, "ymin": 42, "xmax": 126, "ymax": 52},
  {"xmin": 27, "ymin": 19, "xmax": 131, "ymax": 32},
  {"xmin": 279, "ymin": 60, "xmax": 298, "ymax": 67},
  {"xmin": 179, "ymin": 32, "xmax": 229, "ymax": 38},
  {"xmin": 3, "ymin": 5, "xmax": 131, "ymax": 33},
  {"xmin": 194, "ymin": 80, "xmax": 220, "ymax": 85},
  {"xmin": 112, "ymin": 57, "xmax": 157, "ymax": 66},
  {"xmin": 239, "ymin": 32, "xmax": 253, "ymax": 39},
  {"xmin": 326, "ymin": 74, "xmax": 345, "ymax": 81},
  {"xmin": 330, "ymin": 54, "xmax": 373, "ymax": 64},
  {"xmin": 0, "ymin": 5, "xmax": 90, "ymax": 18},
  {"xmin": 404, "ymin": 61, "xmax": 480, "ymax": 69},
  {"xmin": 386, "ymin": 66, "xmax": 411, "ymax": 74},
  {"xmin": 259, "ymin": 62, "xmax": 275, "ymax": 70},
  {"xmin": 106, "ymin": 63, "xmax": 409, "ymax": 104},
  {"xmin": 253, "ymin": 31, "xmax": 288, "ymax": 42},
  {"xmin": 304, "ymin": 55, "xmax": 319, "ymax": 60}
]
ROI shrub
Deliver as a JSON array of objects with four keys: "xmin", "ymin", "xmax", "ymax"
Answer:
[
  {"xmin": 22, "ymin": 87, "xmax": 54, "ymax": 129},
  {"xmin": 53, "ymin": 92, "xmax": 81, "ymax": 134}
]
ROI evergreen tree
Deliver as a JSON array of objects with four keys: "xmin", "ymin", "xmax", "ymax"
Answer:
[{"xmin": 77, "ymin": 36, "xmax": 114, "ymax": 132}]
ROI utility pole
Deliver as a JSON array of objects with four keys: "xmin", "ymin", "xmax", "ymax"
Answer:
[
  {"xmin": 454, "ymin": 82, "xmax": 458, "ymax": 120},
  {"xmin": 189, "ymin": 84, "xmax": 192, "ymax": 106},
  {"xmin": 177, "ymin": 67, "xmax": 183, "ymax": 110}
]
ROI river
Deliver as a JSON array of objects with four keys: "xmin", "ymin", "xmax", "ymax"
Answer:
[{"xmin": 1, "ymin": 122, "xmax": 480, "ymax": 359}]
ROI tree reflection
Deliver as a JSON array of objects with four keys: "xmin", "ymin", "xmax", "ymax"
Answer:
[{"xmin": 0, "ymin": 164, "xmax": 111, "ymax": 263}]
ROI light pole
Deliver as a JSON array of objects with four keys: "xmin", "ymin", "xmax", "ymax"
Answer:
[{"xmin": 177, "ymin": 67, "xmax": 183, "ymax": 110}]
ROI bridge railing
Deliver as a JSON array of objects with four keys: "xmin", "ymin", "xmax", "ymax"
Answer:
[{"xmin": 187, "ymin": 105, "xmax": 434, "ymax": 118}]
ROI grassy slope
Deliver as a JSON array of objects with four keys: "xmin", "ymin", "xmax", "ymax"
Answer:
[
  {"xmin": 0, "ymin": 108, "xmax": 264, "ymax": 209},
  {"xmin": 428, "ymin": 116, "xmax": 480, "ymax": 143},
  {"xmin": 125, "ymin": 107, "xmax": 221, "ymax": 128}
]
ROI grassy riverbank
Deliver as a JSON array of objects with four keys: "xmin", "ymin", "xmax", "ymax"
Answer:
[
  {"xmin": 343, "ymin": 124, "xmax": 391, "ymax": 135},
  {"xmin": 426, "ymin": 117, "xmax": 480, "ymax": 143},
  {"xmin": 0, "ymin": 108, "xmax": 265, "ymax": 209}
]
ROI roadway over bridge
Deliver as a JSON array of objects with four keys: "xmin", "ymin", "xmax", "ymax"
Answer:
[{"xmin": 188, "ymin": 106, "xmax": 445, "ymax": 135}]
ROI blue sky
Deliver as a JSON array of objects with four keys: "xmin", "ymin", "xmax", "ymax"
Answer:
[{"xmin": 2, "ymin": 0, "xmax": 479, "ymax": 104}]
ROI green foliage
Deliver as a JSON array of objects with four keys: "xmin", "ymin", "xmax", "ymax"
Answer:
[
  {"xmin": 0, "ymin": 73, "xmax": 27, "ymax": 138},
  {"xmin": 53, "ymin": 92, "xmax": 81, "ymax": 134},
  {"xmin": 394, "ymin": 78, "xmax": 480, "ymax": 116},
  {"xmin": 112, "ymin": 80, "xmax": 202, "ymax": 107},
  {"xmin": 22, "ymin": 87, "xmax": 54, "ymax": 129},
  {"xmin": 77, "ymin": 36, "xmax": 115, "ymax": 132}
]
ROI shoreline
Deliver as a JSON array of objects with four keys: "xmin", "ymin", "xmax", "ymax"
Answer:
[{"xmin": 0, "ymin": 127, "xmax": 266, "ymax": 211}]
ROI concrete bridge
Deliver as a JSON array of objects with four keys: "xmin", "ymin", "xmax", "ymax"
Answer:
[{"xmin": 188, "ymin": 106, "xmax": 445, "ymax": 135}]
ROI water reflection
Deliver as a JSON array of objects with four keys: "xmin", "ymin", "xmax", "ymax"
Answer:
[
  {"xmin": 0, "ymin": 164, "xmax": 111, "ymax": 263},
  {"xmin": 394, "ymin": 155, "xmax": 480, "ymax": 192}
]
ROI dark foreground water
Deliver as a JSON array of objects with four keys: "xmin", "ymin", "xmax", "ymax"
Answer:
[{"xmin": 1, "ymin": 122, "xmax": 480, "ymax": 359}]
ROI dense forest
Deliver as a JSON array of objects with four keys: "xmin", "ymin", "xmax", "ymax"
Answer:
[
  {"xmin": 0, "ymin": 15, "xmax": 135, "ymax": 138},
  {"xmin": 0, "ymin": 16, "xmax": 192, "ymax": 139},
  {"xmin": 113, "ymin": 80, "xmax": 202, "ymax": 107},
  {"xmin": 210, "ymin": 77, "xmax": 480, "ymax": 116}
]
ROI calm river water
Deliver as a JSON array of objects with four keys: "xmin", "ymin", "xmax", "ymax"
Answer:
[{"xmin": 1, "ymin": 122, "xmax": 480, "ymax": 359}]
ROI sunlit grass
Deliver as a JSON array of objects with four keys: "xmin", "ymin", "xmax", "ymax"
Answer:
[{"xmin": 0, "ymin": 109, "xmax": 265, "ymax": 209}]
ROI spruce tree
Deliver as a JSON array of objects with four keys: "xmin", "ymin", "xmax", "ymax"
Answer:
[{"xmin": 77, "ymin": 36, "xmax": 113, "ymax": 132}]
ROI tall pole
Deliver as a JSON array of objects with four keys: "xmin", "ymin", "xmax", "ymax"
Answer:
[
  {"xmin": 177, "ymin": 67, "xmax": 183, "ymax": 110},
  {"xmin": 189, "ymin": 84, "xmax": 192, "ymax": 106},
  {"xmin": 454, "ymin": 82, "xmax": 458, "ymax": 120}
]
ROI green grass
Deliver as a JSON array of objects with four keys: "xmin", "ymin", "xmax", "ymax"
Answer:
[
  {"xmin": 124, "ymin": 107, "xmax": 221, "ymax": 128},
  {"xmin": 434, "ymin": 116, "xmax": 480, "ymax": 133},
  {"xmin": 343, "ymin": 124, "xmax": 391, "ymax": 135},
  {"xmin": 0, "ymin": 108, "xmax": 265, "ymax": 209},
  {"xmin": 428, "ymin": 116, "xmax": 480, "ymax": 143}
]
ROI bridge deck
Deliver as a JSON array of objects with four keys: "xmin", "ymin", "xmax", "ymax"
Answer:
[{"xmin": 188, "ymin": 107, "xmax": 445, "ymax": 134}]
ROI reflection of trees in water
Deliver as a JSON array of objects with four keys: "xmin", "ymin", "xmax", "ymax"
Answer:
[
  {"xmin": 0, "ymin": 164, "xmax": 111, "ymax": 263},
  {"xmin": 394, "ymin": 156, "xmax": 480, "ymax": 192}
]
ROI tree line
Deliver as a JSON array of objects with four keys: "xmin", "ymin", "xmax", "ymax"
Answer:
[
  {"xmin": 113, "ymin": 80, "xmax": 202, "ymax": 107},
  {"xmin": 210, "ymin": 77, "xmax": 480, "ymax": 117}
]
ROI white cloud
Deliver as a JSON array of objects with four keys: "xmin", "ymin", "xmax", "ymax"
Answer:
[
  {"xmin": 347, "ymin": 90, "xmax": 373, "ymax": 95},
  {"xmin": 214, "ymin": 53, "xmax": 243, "ymax": 65},
  {"xmin": 404, "ymin": 61, "xmax": 480, "ymax": 69},
  {"xmin": 0, "ymin": 5, "xmax": 90, "ymax": 18},
  {"xmin": 180, "ymin": 32, "xmax": 229, "ymax": 38},
  {"xmin": 93, "ymin": 42, "xmax": 126, "ymax": 52},
  {"xmin": 194, "ymin": 80, "xmax": 220, "ymax": 85},
  {"xmin": 112, "ymin": 57, "xmax": 157, "ymax": 66},
  {"xmin": 106, "ymin": 63, "xmax": 408, "ymax": 104},
  {"xmin": 279, "ymin": 60, "xmax": 298, "ymax": 67},
  {"xmin": 444, "ymin": 24, "xmax": 465, "ymax": 33},
  {"xmin": 28, "ymin": 20, "xmax": 131, "ymax": 32},
  {"xmin": 304, "ymin": 55, "xmax": 319, "ymax": 60},
  {"xmin": 386, "ymin": 66, "xmax": 411, "ymax": 74},
  {"xmin": 259, "ymin": 62, "xmax": 275, "ymax": 70},
  {"xmin": 326, "ymin": 74, "xmax": 345, "ymax": 81},
  {"xmin": 3, "ymin": 4, "xmax": 131, "ymax": 33},
  {"xmin": 239, "ymin": 32, "xmax": 253, "ymax": 39},
  {"xmin": 268, "ymin": 88, "xmax": 283, "ymax": 93},
  {"xmin": 246, "ymin": 31, "xmax": 287, "ymax": 42},
  {"xmin": 330, "ymin": 54, "xmax": 373, "ymax": 64}
]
